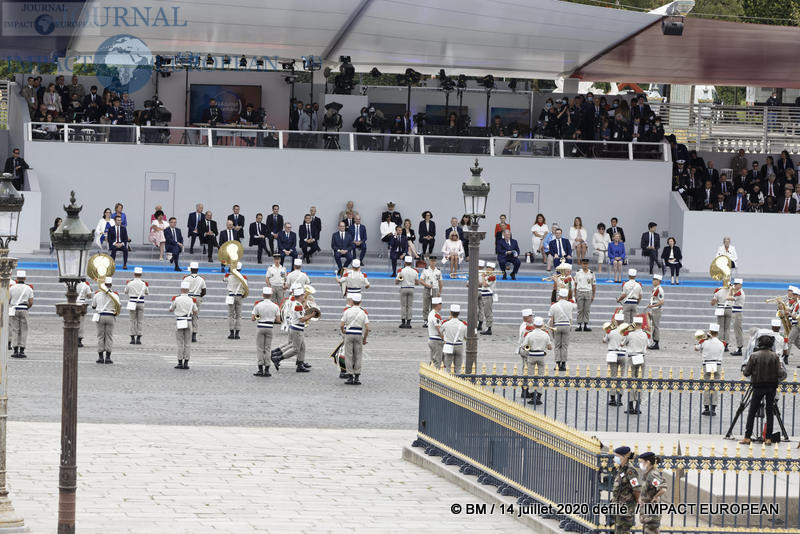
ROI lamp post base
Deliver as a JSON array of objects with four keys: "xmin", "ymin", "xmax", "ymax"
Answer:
[{"xmin": 0, "ymin": 499, "xmax": 27, "ymax": 532}]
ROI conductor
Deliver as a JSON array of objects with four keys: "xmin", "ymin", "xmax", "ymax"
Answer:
[{"xmin": 739, "ymin": 332, "xmax": 787, "ymax": 446}]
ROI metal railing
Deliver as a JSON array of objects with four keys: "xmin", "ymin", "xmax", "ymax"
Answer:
[
  {"xmin": 454, "ymin": 365, "xmax": 800, "ymax": 437},
  {"xmin": 26, "ymin": 122, "xmax": 668, "ymax": 161}
]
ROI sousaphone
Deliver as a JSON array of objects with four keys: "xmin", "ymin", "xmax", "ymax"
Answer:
[
  {"xmin": 709, "ymin": 255, "xmax": 732, "ymax": 288},
  {"xmin": 218, "ymin": 239, "xmax": 248, "ymax": 298},
  {"xmin": 87, "ymin": 253, "xmax": 121, "ymax": 315}
]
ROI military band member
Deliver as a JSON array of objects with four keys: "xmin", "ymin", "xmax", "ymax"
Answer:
[
  {"xmin": 396, "ymin": 256, "xmax": 418, "ymax": 329},
  {"xmin": 617, "ymin": 269, "xmax": 642, "ymax": 324},
  {"xmin": 522, "ymin": 317, "xmax": 552, "ymax": 406},
  {"xmin": 647, "ymin": 274, "xmax": 664, "ymax": 350},
  {"xmin": 340, "ymin": 292, "xmax": 369, "ymax": 385},
  {"xmin": 271, "ymin": 286, "xmax": 314, "ymax": 373},
  {"xmin": 549, "ymin": 288, "xmax": 576, "ymax": 371},
  {"xmin": 770, "ymin": 318, "xmax": 788, "ymax": 363},
  {"xmin": 285, "ymin": 258, "xmax": 310, "ymax": 293},
  {"xmin": 169, "ymin": 279, "xmax": 197, "ymax": 370},
  {"xmin": 427, "ymin": 297, "xmax": 444, "ymax": 367},
  {"xmin": 711, "ymin": 282, "xmax": 733, "ymax": 351},
  {"xmin": 225, "ymin": 262, "xmax": 247, "ymax": 340},
  {"xmin": 604, "ymin": 313, "xmax": 627, "ymax": 406},
  {"xmin": 266, "ymin": 254, "xmax": 287, "ymax": 305},
  {"xmin": 338, "ymin": 259, "xmax": 370, "ymax": 300},
  {"xmin": 574, "ymin": 259, "xmax": 596, "ymax": 331},
  {"xmin": 91, "ymin": 277, "xmax": 118, "ymax": 364},
  {"xmin": 518, "ymin": 308, "xmax": 534, "ymax": 372},
  {"xmin": 637, "ymin": 451, "xmax": 667, "ymax": 534},
  {"xmin": 251, "ymin": 286, "xmax": 281, "ymax": 377},
  {"xmin": 76, "ymin": 280, "xmax": 93, "ymax": 348},
  {"xmin": 622, "ymin": 316, "xmax": 648, "ymax": 415},
  {"xmin": 9, "ymin": 270, "xmax": 33, "ymax": 358},
  {"xmin": 787, "ymin": 286, "xmax": 800, "ymax": 361},
  {"xmin": 610, "ymin": 446, "xmax": 640, "ymax": 534},
  {"xmin": 420, "ymin": 256, "xmax": 443, "ymax": 326},
  {"xmin": 730, "ymin": 278, "xmax": 745, "ymax": 355},
  {"xmin": 696, "ymin": 323, "xmax": 724, "ymax": 416},
  {"xmin": 184, "ymin": 262, "xmax": 206, "ymax": 342},
  {"xmin": 441, "ymin": 304, "xmax": 467, "ymax": 372},
  {"xmin": 477, "ymin": 262, "xmax": 497, "ymax": 336},
  {"xmin": 123, "ymin": 267, "xmax": 149, "ymax": 345}
]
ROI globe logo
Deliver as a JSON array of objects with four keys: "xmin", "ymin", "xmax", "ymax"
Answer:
[
  {"xmin": 34, "ymin": 14, "xmax": 56, "ymax": 35},
  {"xmin": 94, "ymin": 34, "xmax": 153, "ymax": 94}
]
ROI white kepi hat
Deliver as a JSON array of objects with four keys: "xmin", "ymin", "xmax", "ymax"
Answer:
[
  {"xmin": 294, "ymin": 258, "xmax": 303, "ymax": 266},
  {"xmin": 134, "ymin": 267, "xmax": 143, "ymax": 274},
  {"xmin": 521, "ymin": 308, "xmax": 533, "ymax": 317},
  {"xmin": 533, "ymin": 317, "xmax": 544, "ymax": 326},
  {"xmin": 404, "ymin": 255, "xmax": 413, "ymax": 263},
  {"xmin": 262, "ymin": 286, "xmax": 272, "ymax": 295},
  {"xmin": 450, "ymin": 304, "xmax": 460, "ymax": 313},
  {"xmin": 558, "ymin": 288, "xmax": 569, "ymax": 298},
  {"xmin": 15, "ymin": 270, "xmax": 25, "ymax": 278},
  {"xmin": 628, "ymin": 268, "xmax": 637, "ymax": 277},
  {"xmin": 432, "ymin": 297, "xmax": 442, "ymax": 305},
  {"xmin": 633, "ymin": 316, "xmax": 643, "ymax": 324},
  {"xmin": 352, "ymin": 259, "xmax": 361, "ymax": 268},
  {"xmin": 771, "ymin": 318, "xmax": 782, "ymax": 327},
  {"xmin": 180, "ymin": 279, "xmax": 191, "ymax": 289},
  {"xmin": 709, "ymin": 323, "xmax": 720, "ymax": 332},
  {"xmin": 189, "ymin": 261, "xmax": 199, "ymax": 270}
]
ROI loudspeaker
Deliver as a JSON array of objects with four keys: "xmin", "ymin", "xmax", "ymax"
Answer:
[{"xmin": 662, "ymin": 20, "xmax": 684, "ymax": 35}]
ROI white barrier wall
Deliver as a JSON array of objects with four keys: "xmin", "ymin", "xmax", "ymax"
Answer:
[{"xmin": 24, "ymin": 141, "xmax": 671, "ymax": 256}]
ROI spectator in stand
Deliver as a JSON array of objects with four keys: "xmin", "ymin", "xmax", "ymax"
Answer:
[
  {"xmin": 717, "ymin": 173, "xmax": 732, "ymax": 199},
  {"xmin": 54, "ymin": 75, "xmax": 68, "ymax": 104},
  {"xmin": 731, "ymin": 149, "xmax": 748, "ymax": 178},
  {"xmin": 608, "ymin": 232, "xmax": 625, "ymax": 283},
  {"xmin": 716, "ymin": 237, "xmax": 738, "ymax": 270},
  {"xmin": 747, "ymin": 184, "xmax": 764, "ymax": 212},
  {"xmin": 689, "ymin": 150, "xmax": 705, "ymax": 172},
  {"xmin": 20, "ymin": 77, "xmax": 37, "ymax": 118},
  {"xmin": 766, "ymin": 91, "xmax": 780, "ymax": 107},
  {"xmin": 380, "ymin": 213, "xmax": 397, "ymax": 251},
  {"xmin": 777, "ymin": 151, "xmax": 794, "ymax": 182},
  {"xmin": 569, "ymin": 217, "xmax": 588, "ymax": 263},
  {"xmin": 530, "ymin": 213, "xmax": 548, "ymax": 264},
  {"xmin": 761, "ymin": 156, "xmax": 778, "ymax": 182},
  {"xmin": 401, "ymin": 219, "xmax": 419, "ymax": 260},
  {"xmin": 494, "ymin": 214, "xmax": 511, "ymax": 241},
  {"xmin": 459, "ymin": 215, "xmax": 472, "ymax": 261},
  {"xmin": 696, "ymin": 180, "xmax": 717, "ymax": 210},
  {"xmin": 729, "ymin": 187, "xmax": 749, "ymax": 213},
  {"xmin": 640, "ymin": 222, "xmax": 663, "ymax": 275},
  {"xmin": 108, "ymin": 215, "xmax": 129, "ymax": 269},
  {"xmin": 418, "ymin": 211, "xmax": 436, "ymax": 257},
  {"xmin": 66, "ymin": 93, "xmax": 83, "ymax": 122},
  {"xmin": 83, "ymin": 85, "xmax": 100, "ymax": 109},
  {"xmin": 765, "ymin": 195, "xmax": 778, "ymax": 213},
  {"xmin": 764, "ymin": 173, "xmax": 782, "ymax": 200},
  {"xmin": 49, "ymin": 217, "xmax": 62, "ymax": 254},
  {"xmin": 94, "ymin": 208, "xmax": 112, "ymax": 249},
  {"xmin": 733, "ymin": 167, "xmax": 749, "ymax": 191},
  {"xmin": 43, "ymin": 83, "xmax": 61, "ymax": 115},
  {"xmin": 68, "ymin": 75, "xmax": 85, "ymax": 102},
  {"xmin": 496, "ymin": 229, "xmax": 520, "ymax": 280},
  {"xmin": 785, "ymin": 168, "xmax": 797, "ymax": 187},
  {"xmin": 120, "ymin": 92, "xmax": 135, "ymax": 123},
  {"xmin": 607, "ymin": 217, "xmax": 626, "ymax": 243},
  {"xmin": 779, "ymin": 187, "xmax": 798, "ymax": 213},
  {"xmin": 713, "ymin": 193, "xmax": 727, "ymax": 212},
  {"xmin": 150, "ymin": 204, "xmax": 164, "ymax": 221},
  {"xmin": 489, "ymin": 115, "xmax": 505, "ymax": 137},
  {"xmin": 338, "ymin": 200, "xmax": 358, "ymax": 225},
  {"xmin": 113, "ymin": 203, "xmax": 127, "ymax": 226},
  {"xmin": 592, "ymin": 222, "xmax": 610, "ymax": 275},
  {"xmin": 747, "ymin": 161, "xmax": 761, "ymax": 189},
  {"xmin": 442, "ymin": 230, "xmax": 464, "ymax": 278},
  {"xmin": 34, "ymin": 76, "xmax": 45, "ymax": 107},
  {"xmin": 704, "ymin": 160, "xmax": 719, "ymax": 184},
  {"xmin": 661, "ymin": 237, "xmax": 682, "ymax": 285},
  {"xmin": 4, "ymin": 147, "xmax": 30, "ymax": 191},
  {"xmin": 149, "ymin": 209, "xmax": 168, "ymax": 261}
]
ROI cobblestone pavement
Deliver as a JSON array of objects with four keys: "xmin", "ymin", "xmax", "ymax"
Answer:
[
  {"xmin": 9, "ymin": 317, "xmax": 759, "ymax": 430},
  {"xmin": 7, "ymin": 422, "xmax": 520, "ymax": 533}
]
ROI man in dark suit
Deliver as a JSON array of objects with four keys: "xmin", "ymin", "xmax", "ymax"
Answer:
[
  {"xmin": 164, "ymin": 217, "xmax": 184, "ymax": 271},
  {"xmin": 299, "ymin": 213, "xmax": 320, "ymax": 263},
  {"xmin": 418, "ymin": 211, "xmax": 436, "ymax": 256},
  {"xmin": 265, "ymin": 204, "xmax": 283, "ymax": 256},
  {"xmin": 631, "ymin": 95, "xmax": 652, "ymax": 122},
  {"xmin": 778, "ymin": 189, "xmax": 798, "ymax": 214},
  {"xmin": 733, "ymin": 168, "xmax": 750, "ymax": 192},
  {"xmin": 201, "ymin": 98, "xmax": 223, "ymax": 124},
  {"xmin": 695, "ymin": 180, "xmax": 719, "ymax": 210},
  {"xmin": 388, "ymin": 225, "xmax": 408, "ymax": 275},
  {"xmin": 309, "ymin": 206, "xmax": 322, "ymax": 238},
  {"xmin": 381, "ymin": 202, "xmax": 403, "ymax": 227},
  {"xmin": 728, "ymin": 188, "xmax": 749, "ymax": 212},
  {"xmin": 747, "ymin": 162, "xmax": 762, "ymax": 190},
  {"xmin": 348, "ymin": 214, "xmax": 367, "ymax": 263},
  {"xmin": 187, "ymin": 203, "xmax": 204, "ymax": 254},
  {"xmin": 82, "ymin": 85, "xmax": 100, "ymax": 108},
  {"xmin": 495, "ymin": 229, "xmax": 521, "ymax": 280},
  {"xmin": 606, "ymin": 217, "xmax": 625, "ymax": 242},
  {"xmin": 3, "ymin": 148, "xmax": 29, "ymax": 190},
  {"xmin": 705, "ymin": 160, "xmax": 720, "ymax": 184},
  {"xmin": 107, "ymin": 215, "xmax": 129, "ymax": 269},
  {"xmin": 198, "ymin": 211, "xmax": 219, "ymax": 264},
  {"xmin": 547, "ymin": 228, "xmax": 572, "ymax": 268},
  {"xmin": 218, "ymin": 220, "xmax": 239, "ymax": 272},
  {"xmin": 640, "ymin": 222, "xmax": 663, "ymax": 275},
  {"xmin": 763, "ymin": 175, "xmax": 783, "ymax": 200},
  {"xmin": 444, "ymin": 217, "xmax": 463, "ymax": 241},
  {"xmin": 717, "ymin": 173, "xmax": 732, "ymax": 199},
  {"xmin": 227, "ymin": 205, "xmax": 245, "ymax": 240},
  {"xmin": 712, "ymin": 194, "xmax": 728, "ymax": 212},
  {"xmin": 331, "ymin": 221, "xmax": 354, "ymax": 274},
  {"xmin": 277, "ymin": 222, "xmax": 298, "ymax": 266},
  {"xmin": 248, "ymin": 213, "xmax": 268, "ymax": 263},
  {"xmin": 54, "ymin": 75, "xmax": 69, "ymax": 104}
]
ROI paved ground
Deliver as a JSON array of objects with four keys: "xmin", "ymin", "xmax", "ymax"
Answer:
[{"xmin": 7, "ymin": 422, "xmax": 521, "ymax": 534}]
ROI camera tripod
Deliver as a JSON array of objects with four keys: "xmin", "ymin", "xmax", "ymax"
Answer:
[
  {"xmin": 323, "ymin": 128, "xmax": 341, "ymax": 150},
  {"xmin": 724, "ymin": 385, "xmax": 789, "ymax": 441}
]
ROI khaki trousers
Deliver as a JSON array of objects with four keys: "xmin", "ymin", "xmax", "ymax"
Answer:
[
  {"xmin": 344, "ymin": 334, "xmax": 364, "ymax": 374},
  {"xmin": 478, "ymin": 295, "xmax": 493, "ymax": 328},
  {"xmin": 422, "ymin": 288, "xmax": 440, "ymax": 323},
  {"xmin": 650, "ymin": 308, "xmax": 661, "ymax": 342},
  {"xmin": 622, "ymin": 303, "xmax": 637, "ymax": 324},
  {"xmin": 10, "ymin": 309, "xmax": 28, "ymax": 347},
  {"xmin": 608, "ymin": 353, "xmax": 627, "ymax": 395},
  {"xmin": 628, "ymin": 360, "xmax": 644, "ymax": 401},
  {"xmin": 270, "ymin": 285, "xmax": 284, "ymax": 306},
  {"xmin": 255, "ymin": 328, "xmax": 273, "ymax": 366},
  {"xmin": 788, "ymin": 325, "xmax": 800, "ymax": 358},
  {"xmin": 716, "ymin": 308, "xmax": 732, "ymax": 345},
  {"xmin": 553, "ymin": 325, "xmax": 570, "ymax": 363},
  {"xmin": 176, "ymin": 326, "xmax": 191, "ymax": 360},
  {"xmin": 399, "ymin": 288, "xmax": 414, "ymax": 320},
  {"xmin": 96, "ymin": 315, "xmax": 115, "ymax": 352},
  {"xmin": 526, "ymin": 356, "xmax": 545, "ymax": 394},
  {"xmin": 228, "ymin": 296, "xmax": 243, "ymax": 330},
  {"xmin": 191, "ymin": 297, "xmax": 202, "ymax": 333},
  {"xmin": 702, "ymin": 369, "xmax": 721, "ymax": 404},
  {"xmin": 443, "ymin": 344, "xmax": 464, "ymax": 372},
  {"xmin": 129, "ymin": 303, "xmax": 144, "ymax": 336},
  {"xmin": 280, "ymin": 329, "xmax": 306, "ymax": 363},
  {"xmin": 428, "ymin": 339, "xmax": 444, "ymax": 367},
  {"xmin": 576, "ymin": 290, "xmax": 592, "ymax": 324},
  {"xmin": 732, "ymin": 311, "xmax": 744, "ymax": 348}
]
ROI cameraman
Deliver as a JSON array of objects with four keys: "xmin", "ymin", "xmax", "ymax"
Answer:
[
  {"xmin": 365, "ymin": 106, "xmax": 385, "ymax": 150},
  {"xmin": 740, "ymin": 332, "xmax": 787, "ymax": 445},
  {"xmin": 322, "ymin": 106, "xmax": 342, "ymax": 149}
]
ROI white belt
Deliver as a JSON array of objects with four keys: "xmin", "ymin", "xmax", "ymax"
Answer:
[
  {"xmin": 732, "ymin": 306, "xmax": 742, "ymax": 312},
  {"xmin": 345, "ymin": 327, "xmax": 363, "ymax": 335},
  {"xmin": 717, "ymin": 305, "xmax": 731, "ymax": 309},
  {"xmin": 257, "ymin": 322, "xmax": 274, "ymax": 329},
  {"xmin": 428, "ymin": 336, "xmax": 442, "ymax": 341},
  {"xmin": 289, "ymin": 324, "xmax": 305, "ymax": 332},
  {"xmin": 554, "ymin": 322, "xmax": 570, "ymax": 326},
  {"xmin": 188, "ymin": 293, "xmax": 201, "ymax": 297},
  {"xmin": 527, "ymin": 350, "xmax": 546, "ymax": 357},
  {"xmin": 346, "ymin": 288, "xmax": 362, "ymax": 293},
  {"xmin": 176, "ymin": 315, "xmax": 190, "ymax": 320}
]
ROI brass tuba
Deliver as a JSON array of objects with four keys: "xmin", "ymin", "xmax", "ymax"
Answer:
[
  {"xmin": 766, "ymin": 295, "xmax": 793, "ymax": 336},
  {"xmin": 709, "ymin": 255, "xmax": 732, "ymax": 288},
  {"xmin": 87, "ymin": 253, "xmax": 121, "ymax": 316},
  {"xmin": 617, "ymin": 322, "xmax": 635, "ymax": 336},
  {"xmin": 218, "ymin": 239, "xmax": 248, "ymax": 298},
  {"xmin": 303, "ymin": 284, "xmax": 321, "ymax": 321}
]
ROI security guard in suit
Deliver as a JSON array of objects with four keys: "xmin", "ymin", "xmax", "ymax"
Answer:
[
  {"xmin": 225, "ymin": 262, "xmax": 247, "ymax": 339},
  {"xmin": 251, "ymin": 287, "xmax": 281, "ymax": 377},
  {"xmin": 123, "ymin": 267, "xmax": 149, "ymax": 345},
  {"xmin": 91, "ymin": 277, "xmax": 119, "ymax": 364},
  {"xmin": 396, "ymin": 256, "xmax": 418, "ymax": 328},
  {"xmin": 170, "ymin": 279, "xmax": 197, "ymax": 370},
  {"xmin": 9, "ymin": 270, "xmax": 33, "ymax": 358},
  {"xmin": 184, "ymin": 262, "xmax": 206, "ymax": 342}
]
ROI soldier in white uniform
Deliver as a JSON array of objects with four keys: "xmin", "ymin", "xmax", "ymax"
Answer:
[
  {"xmin": 522, "ymin": 317, "xmax": 552, "ymax": 406},
  {"xmin": 603, "ymin": 313, "xmax": 627, "ymax": 406},
  {"xmin": 265, "ymin": 254, "xmax": 287, "ymax": 305},
  {"xmin": 517, "ymin": 309, "xmax": 534, "ymax": 372},
  {"xmin": 338, "ymin": 259, "xmax": 370, "ymax": 300},
  {"xmin": 617, "ymin": 269, "xmax": 642, "ymax": 324},
  {"xmin": 123, "ymin": 267, "xmax": 149, "ymax": 345},
  {"xmin": 622, "ymin": 316, "xmax": 649, "ymax": 415},
  {"xmin": 271, "ymin": 286, "xmax": 315, "ymax": 373},
  {"xmin": 225, "ymin": 262, "xmax": 247, "ymax": 340},
  {"xmin": 769, "ymin": 318, "xmax": 788, "ymax": 363},
  {"xmin": 427, "ymin": 297, "xmax": 444, "ymax": 367},
  {"xmin": 340, "ymin": 293, "xmax": 369, "ymax": 385},
  {"xmin": 647, "ymin": 274, "xmax": 665, "ymax": 350},
  {"xmin": 8, "ymin": 270, "xmax": 33, "ymax": 358},
  {"xmin": 184, "ymin": 262, "xmax": 206, "ymax": 342},
  {"xmin": 441, "ymin": 304, "xmax": 467, "ymax": 372},
  {"xmin": 285, "ymin": 258, "xmax": 310, "ymax": 293},
  {"xmin": 396, "ymin": 256, "xmax": 418, "ymax": 328},
  {"xmin": 169, "ymin": 279, "xmax": 198, "ymax": 370},
  {"xmin": 251, "ymin": 286, "xmax": 281, "ymax": 377},
  {"xmin": 419, "ymin": 256, "xmax": 443, "ymax": 327},
  {"xmin": 548, "ymin": 288, "xmax": 577, "ymax": 371},
  {"xmin": 91, "ymin": 277, "xmax": 119, "ymax": 364},
  {"xmin": 76, "ymin": 280, "xmax": 93, "ymax": 348},
  {"xmin": 788, "ymin": 286, "xmax": 800, "ymax": 361},
  {"xmin": 695, "ymin": 323, "xmax": 724, "ymax": 416},
  {"xmin": 729, "ymin": 278, "xmax": 745, "ymax": 355},
  {"xmin": 574, "ymin": 259, "xmax": 596, "ymax": 332},
  {"xmin": 711, "ymin": 283, "xmax": 733, "ymax": 350},
  {"xmin": 478, "ymin": 262, "xmax": 497, "ymax": 336}
]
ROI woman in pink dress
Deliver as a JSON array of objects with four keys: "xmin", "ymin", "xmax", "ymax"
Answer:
[
  {"xmin": 441, "ymin": 231, "xmax": 465, "ymax": 278},
  {"xmin": 148, "ymin": 209, "xmax": 168, "ymax": 260}
]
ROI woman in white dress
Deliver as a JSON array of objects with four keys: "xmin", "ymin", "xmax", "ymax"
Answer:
[
  {"xmin": 569, "ymin": 217, "xmax": 588, "ymax": 263},
  {"xmin": 441, "ymin": 231, "xmax": 465, "ymax": 278},
  {"xmin": 716, "ymin": 236, "xmax": 738, "ymax": 271},
  {"xmin": 93, "ymin": 208, "xmax": 112, "ymax": 249},
  {"xmin": 592, "ymin": 222, "xmax": 610, "ymax": 274},
  {"xmin": 379, "ymin": 213, "xmax": 397, "ymax": 256},
  {"xmin": 148, "ymin": 209, "xmax": 168, "ymax": 260},
  {"xmin": 530, "ymin": 213, "xmax": 548, "ymax": 263}
]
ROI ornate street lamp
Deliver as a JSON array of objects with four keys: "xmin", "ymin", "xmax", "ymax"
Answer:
[
  {"xmin": 0, "ymin": 172, "xmax": 26, "ymax": 531},
  {"xmin": 462, "ymin": 160, "xmax": 490, "ymax": 375},
  {"xmin": 51, "ymin": 191, "xmax": 93, "ymax": 534}
]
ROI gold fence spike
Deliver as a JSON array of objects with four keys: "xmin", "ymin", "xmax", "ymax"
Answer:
[
  {"xmin": 679, "ymin": 368, "xmax": 684, "ymax": 379},
  {"xmin": 672, "ymin": 442, "xmax": 678, "ymax": 456},
  {"xmin": 787, "ymin": 444, "xmax": 793, "ymax": 460},
  {"xmin": 793, "ymin": 369, "xmax": 799, "ymax": 382},
  {"xmin": 710, "ymin": 445, "xmax": 716, "ymax": 458},
  {"xmin": 658, "ymin": 367, "xmax": 663, "ymax": 379},
  {"xmin": 471, "ymin": 362, "xmax": 477, "ymax": 374},
  {"xmin": 585, "ymin": 365, "xmax": 591, "ymax": 378},
  {"xmin": 460, "ymin": 363, "xmax": 466, "ymax": 374},
  {"xmin": 626, "ymin": 366, "xmax": 632, "ymax": 378},
  {"xmin": 502, "ymin": 363, "xmax": 508, "ymax": 375},
  {"xmin": 575, "ymin": 364, "xmax": 580, "ymax": 376},
  {"xmin": 522, "ymin": 364, "xmax": 528, "ymax": 376},
  {"xmin": 747, "ymin": 443, "xmax": 754, "ymax": 458},
  {"xmin": 512, "ymin": 364, "xmax": 518, "ymax": 376},
  {"xmin": 492, "ymin": 362, "xmax": 497, "ymax": 375},
  {"xmin": 659, "ymin": 443, "xmax": 665, "ymax": 457},
  {"xmin": 481, "ymin": 362, "xmax": 487, "ymax": 374},
  {"xmin": 596, "ymin": 365, "xmax": 602, "ymax": 378},
  {"xmin": 669, "ymin": 367, "xmax": 674, "ymax": 379},
  {"xmin": 648, "ymin": 367, "xmax": 653, "ymax": 379},
  {"xmin": 773, "ymin": 442, "xmax": 780, "ymax": 458},
  {"xmin": 688, "ymin": 368, "xmax": 694, "ymax": 380},
  {"xmin": 760, "ymin": 443, "xmax": 767, "ymax": 458},
  {"xmin": 720, "ymin": 368, "xmax": 725, "ymax": 380},
  {"xmin": 633, "ymin": 443, "xmax": 640, "ymax": 455},
  {"xmin": 735, "ymin": 443, "xmax": 741, "ymax": 458},
  {"xmin": 450, "ymin": 362, "xmax": 455, "ymax": 374}
]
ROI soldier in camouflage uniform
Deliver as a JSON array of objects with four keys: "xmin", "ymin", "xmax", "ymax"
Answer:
[
  {"xmin": 638, "ymin": 451, "xmax": 667, "ymax": 534},
  {"xmin": 610, "ymin": 445, "xmax": 640, "ymax": 534}
]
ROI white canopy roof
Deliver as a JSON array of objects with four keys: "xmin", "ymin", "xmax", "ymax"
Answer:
[{"xmin": 66, "ymin": 0, "xmax": 661, "ymax": 78}]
